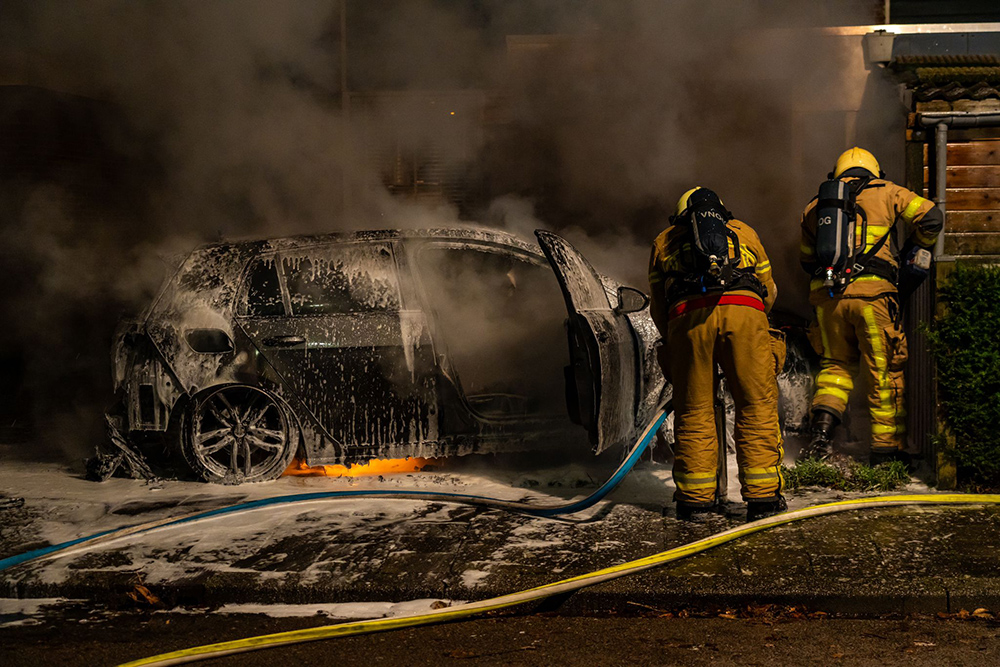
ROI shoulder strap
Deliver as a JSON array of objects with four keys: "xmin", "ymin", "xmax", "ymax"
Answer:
[
  {"xmin": 842, "ymin": 175, "xmax": 883, "ymax": 277},
  {"xmin": 850, "ymin": 175, "xmax": 874, "ymax": 196},
  {"xmin": 850, "ymin": 216, "xmax": 899, "ymax": 279}
]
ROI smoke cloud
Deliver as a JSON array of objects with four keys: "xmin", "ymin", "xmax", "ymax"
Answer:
[
  {"xmin": 0, "ymin": 0, "xmax": 891, "ymax": 461},
  {"xmin": 485, "ymin": 1, "xmax": 892, "ymax": 291}
]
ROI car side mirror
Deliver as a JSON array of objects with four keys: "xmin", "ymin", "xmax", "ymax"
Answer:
[{"xmin": 615, "ymin": 286, "xmax": 649, "ymax": 314}]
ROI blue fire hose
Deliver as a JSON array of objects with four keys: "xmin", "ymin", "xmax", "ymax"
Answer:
[{"xmin": 0, "ymin": 406, "xmax": 669, "ymax": 573}]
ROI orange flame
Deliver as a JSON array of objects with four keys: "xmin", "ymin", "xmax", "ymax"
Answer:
[{"xmin": 283, "ymin": 456, "xmax": 442, "ymax": 478}]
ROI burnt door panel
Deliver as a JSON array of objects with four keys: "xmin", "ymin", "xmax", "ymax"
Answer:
[
  {"xmin": 236, "ymin": 245, "xmax": 438, "ymax": 461},
  {"xmin": 534, "ymin": 230, "xmax": 638, "ymax": 453}
]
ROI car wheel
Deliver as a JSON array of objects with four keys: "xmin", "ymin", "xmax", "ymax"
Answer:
[{"xmin": 183, "ymin": 385, "xmax": 296, "ymax": 484}]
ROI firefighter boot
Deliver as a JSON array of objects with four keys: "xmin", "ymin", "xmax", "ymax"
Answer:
[
  {"xmin": 799, "ymin": 409, "xmax": 839, "ymax": 461},
  {"xmin": 676, "ymin": 501, "xmax": 722, "ymax": 523},
  {"xmin": 746, "ymin": 496, "xmax": 787, "ymax": 522}
]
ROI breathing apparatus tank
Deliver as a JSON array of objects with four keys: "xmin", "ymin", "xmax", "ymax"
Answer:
[
  {"xmin": 814, "ymin": 177, "xmax": 868, "ymax": 294},
  {"xmin": 673, "ymin": 187, "xmax": 741, "ymax": 291}
]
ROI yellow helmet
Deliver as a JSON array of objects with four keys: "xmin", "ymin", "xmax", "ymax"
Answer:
[
  {"xmin": 833, "ymin": 147, "xmax": 881, "ymax": 179},
  {"xmin": 674, "ymin": 187, "xmax": 703, "ymax": 217},
  {"xmin": 674, "ymin": 186, "xmax": 728, "ymax": 218}
]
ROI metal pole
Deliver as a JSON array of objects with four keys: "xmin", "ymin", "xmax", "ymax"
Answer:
[
  {"xmin": 715, "ymin": 405, "xmax": 727, "ymax": 504},
  {"xmin": 340, "ymin": 0, "xmax": 349, "ymax": 119},
  {"xmin": 715, "ymin": 369, "xmax": 728, "ymax": 504},
  {"xmin": 340, "ymin": 0, "xmax": 351, "ymax": 215},
  {"xmin": 934, "ymin": 122, "xmax": 948, "ymax": 260}
]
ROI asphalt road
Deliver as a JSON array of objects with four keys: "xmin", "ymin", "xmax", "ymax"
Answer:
[{"xmin": 3, "ymin": 611, "xmax": 999, "ymax": 666}]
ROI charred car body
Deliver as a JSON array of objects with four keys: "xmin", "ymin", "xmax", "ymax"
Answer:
[{"xmin": 109, "ymin": 228, "xmax": 671, "ymax": 484}]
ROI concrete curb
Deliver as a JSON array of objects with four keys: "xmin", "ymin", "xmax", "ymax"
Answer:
[{"xmin": 5, "ymin": 560, "xmax": 1000, "ymax": 617}]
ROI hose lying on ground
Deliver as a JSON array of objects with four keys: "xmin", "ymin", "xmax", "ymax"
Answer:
[
  {"xmin": 121, "ymin": 492, "xmax": 1000, "ymax": 666},
  {"xmin": 5, "ymin": 406, "xmax": 997, "ymax": 665},
  {"xmin": 0, "ymin": 406, "xmax": 670, "ymax": 573}
]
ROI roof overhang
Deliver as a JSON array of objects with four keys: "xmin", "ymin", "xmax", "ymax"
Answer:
[
  {"xmin": 857, "ymin": 24, "xmax": 1000, "ymax": 103},
  {"xmin": 861, "ymin": 24, "xmax": 1000, "ymax": 68}
]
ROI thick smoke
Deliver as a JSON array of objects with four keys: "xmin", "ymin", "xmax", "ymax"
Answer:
[
  {"xmin": 485, "ymin": 0, "xmax": 892, "ymax": 293},
  {"xmin": 0, "ymin": 0, "xmax": 890, "ymax": 461},
  {"xmin": 1, "ymin": 1, "xmax": 367, "ymax": 458}
]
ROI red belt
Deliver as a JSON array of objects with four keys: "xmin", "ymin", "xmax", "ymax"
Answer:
[{"xmin": 668, "ymin": 294, "xmax": 765, "ymax": 320}]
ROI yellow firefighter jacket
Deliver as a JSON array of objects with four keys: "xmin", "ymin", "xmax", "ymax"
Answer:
[
  {"xmin": 648, "ymin": 218, "xmax": 777, "ymax": 335},
  {"xmin": 799, "ymin": 177, "xmax": 940, "ymax": 305}
]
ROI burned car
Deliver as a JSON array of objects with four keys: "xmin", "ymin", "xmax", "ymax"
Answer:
[{"xmin": 109, "ymin": 228, "xmax": 670, "ymax": 484}]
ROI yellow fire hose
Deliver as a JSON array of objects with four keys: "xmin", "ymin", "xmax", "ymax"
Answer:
[{"xmin": 121, "ymin": 493, "xmax": 1000, "ymax": 666}]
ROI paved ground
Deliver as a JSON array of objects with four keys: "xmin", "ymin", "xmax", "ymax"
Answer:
[
  {"xmin": 3, "ymin": 442, "xmax": 999, "ymax": 620},
  {"xmin": 3, "ymin": 610, "xmax": 1000, "ymax": 666}
]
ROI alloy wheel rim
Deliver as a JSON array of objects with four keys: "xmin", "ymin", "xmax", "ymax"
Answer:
[{"xmin": 192, "ymin": 387, "xmax": 288, "ymax": 480}]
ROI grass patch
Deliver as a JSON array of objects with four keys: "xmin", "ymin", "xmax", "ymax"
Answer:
[{"xmin": 782, "ymin": 458, "xmax": 910, "ymax": 492}]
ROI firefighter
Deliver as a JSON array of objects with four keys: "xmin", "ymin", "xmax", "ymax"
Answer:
[
  {"xmin": 799, "ymin": 147, "xmax": 943, "ymax": 464},
  {"xmin": 649, "ymin": 187, "xmax": 786, "ymax": 523}
]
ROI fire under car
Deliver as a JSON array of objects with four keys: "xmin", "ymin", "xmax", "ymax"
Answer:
[{"xmin": 109, "ymin": 228, "xmax": 678, "ymax": 484}]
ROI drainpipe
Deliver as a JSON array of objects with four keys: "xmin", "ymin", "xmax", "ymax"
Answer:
[
  {"xmin": 933, "ymin": 122, "xmax": 948, "ymax": 260},
  {"xmin": 917, "ymin": 112, "xmax": 1000, "ymax": 261}
]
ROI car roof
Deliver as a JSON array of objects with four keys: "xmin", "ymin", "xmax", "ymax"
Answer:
[
  {"xmin": 197, "ymin": 227, "xmax": 543, "ymax": 257},
  {"xmin": 143, "ymin": 227, "xmax": 550, "ymax": 324},
  {"xmin": 145, "ymin": 225, "xmax": 624, "ymax": 343}
]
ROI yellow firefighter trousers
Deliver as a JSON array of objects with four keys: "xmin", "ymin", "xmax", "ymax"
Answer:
[
  {"xmin": 663, "ymin": 304, "xmax": 784, "ymax": 506},
  {"xmin": 810, "ymin": 295, "xmax": 907, "ymax": 453}
]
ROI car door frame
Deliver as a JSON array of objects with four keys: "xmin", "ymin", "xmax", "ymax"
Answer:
[{"xmin": 534, "ymin": 230, "xmax": 640, "ymax": 453}]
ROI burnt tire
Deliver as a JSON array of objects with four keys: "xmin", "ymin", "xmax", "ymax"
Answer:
[{"xmin": 182, "ymin": 385, "xmax": 296, "ymax": 484}]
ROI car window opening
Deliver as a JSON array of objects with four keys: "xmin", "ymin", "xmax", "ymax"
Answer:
[
  {"xmin": 244, "ymin": 258, "xmax": 284, "ymax": 317},
  {"xmin": 282, "ymin": 244, "xmax": 400, "ymax": 316},
  {"xmin": 417, "ymin": 246, "xmax": 569, "ymax": 420}
]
